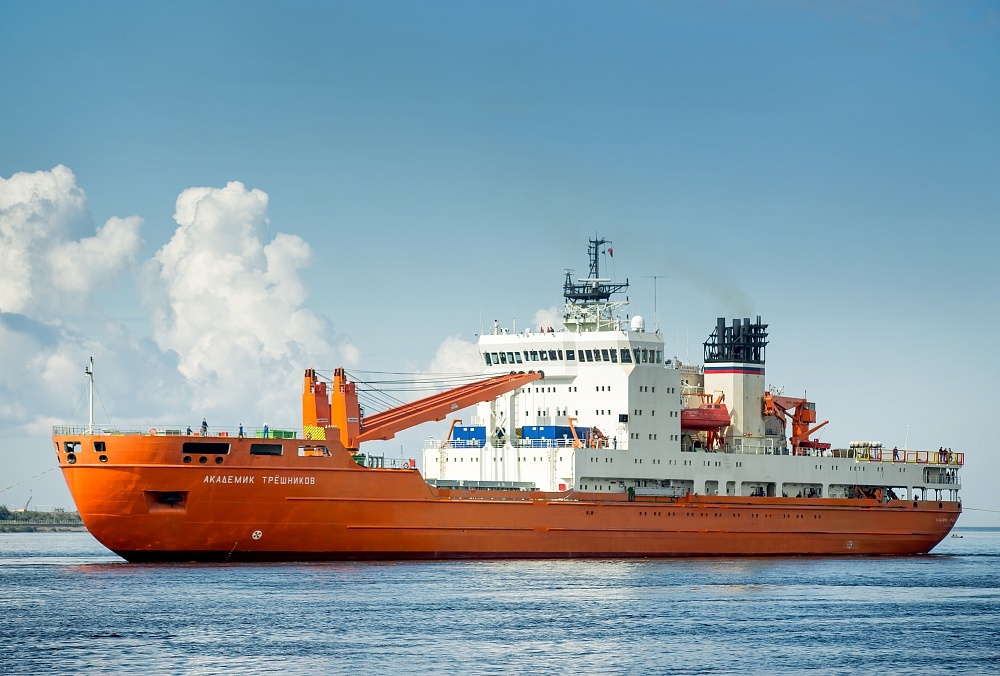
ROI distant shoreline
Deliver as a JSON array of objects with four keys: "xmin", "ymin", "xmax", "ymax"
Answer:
[
  {"xmin": 0, "ymin": 524, "xmax": 88, "ymax": 533},
  {"xmin": 0, "ymin": 509, "xmax": 87, "ymax": 533},
  {"xmin": 954, "ymin": 526, "xmax": 1000, "ymax": 532},
  {"xmin": 1, "ymin": 528, "xmax": 88, "ymax": 533}
]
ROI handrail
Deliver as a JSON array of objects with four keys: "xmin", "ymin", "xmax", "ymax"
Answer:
[
  {"xmin": 52, "ymin": 425, "xmax": 297, "ymax": 439},
  {"xmin": 701, "ymin": 442, "xmax": 964, "ymax": 467}
]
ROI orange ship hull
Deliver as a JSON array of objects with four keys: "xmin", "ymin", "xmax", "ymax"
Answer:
[{"xmin": 54, "ymin": 433, "xmax": 960, "ymax": 562}]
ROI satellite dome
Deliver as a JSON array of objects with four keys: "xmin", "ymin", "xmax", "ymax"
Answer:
[{"xmin": 631, "ymin": 315, "xmax": 645, "ymax": 332}]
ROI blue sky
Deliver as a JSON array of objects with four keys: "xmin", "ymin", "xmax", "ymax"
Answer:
[{"xmin": 1, "ymin": 1, "xmax": 998, "ymax": 524}]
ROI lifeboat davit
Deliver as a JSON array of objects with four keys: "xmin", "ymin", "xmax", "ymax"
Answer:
[{"xmin": 680, "ymin": 403, "xmax": 731, "ymax": 431}]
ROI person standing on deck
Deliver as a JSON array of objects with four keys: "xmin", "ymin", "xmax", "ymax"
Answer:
[{"xmin": 201, "ymin": 418, "xmax": 208, "ymax": 436}]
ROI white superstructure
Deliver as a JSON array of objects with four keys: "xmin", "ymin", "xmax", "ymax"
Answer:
[{"xmin": 422, "ymin": 238, "xmax": 962, "ymax": 503}]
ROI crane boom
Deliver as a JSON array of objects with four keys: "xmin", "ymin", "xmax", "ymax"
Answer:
[
  {"xmin": 763, "ymin": 391, "xmax": 831, "ymax": 455},
  {"xmin": 303, "ymin": 368, "xmax": 543, "ymax": 450}
]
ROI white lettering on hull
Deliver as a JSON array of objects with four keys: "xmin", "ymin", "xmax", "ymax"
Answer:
[
  {"xmin": 202, "ymin": 474, "xmax": 316, "ymax": 486},
  {"xmin": 203, "ymin": 475, "xmax": 255, "ymax": 484},
  {"xmin": 262, "ymin": 475, "xmax": 316, "ymax": 485}
]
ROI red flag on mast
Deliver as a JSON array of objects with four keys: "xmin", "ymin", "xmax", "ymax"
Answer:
[{"xmin": 607, "ymin": 247, "xmax": 613, "ymax": 257}]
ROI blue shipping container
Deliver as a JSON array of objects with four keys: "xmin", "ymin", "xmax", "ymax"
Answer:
[
  {"xmin": 522, "ymin": 425, "xmax": 573, "ymax": 440},
  {"xmin": 452, "ymin": 426, "xmax": 487, "ymax": 442}
]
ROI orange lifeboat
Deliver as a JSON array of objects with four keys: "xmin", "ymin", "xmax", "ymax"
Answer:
[{"xmin": 680, "ymin": 403, "xmax": 731, "ymax": 431}]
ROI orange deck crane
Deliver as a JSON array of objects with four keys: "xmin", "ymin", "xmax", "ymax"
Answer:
[
  {"xmin": 303, "ymin": 368, "xmax": 543, "ymax": 450},
  {"xmin": 763, "ymin": 391, "xmax": 831, "ymax": 455}
]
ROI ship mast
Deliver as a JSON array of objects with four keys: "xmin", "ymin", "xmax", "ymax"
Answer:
[
  {"xmin": 85, "ymin": 356, "xmax": 94, "ymax": 435},
  {"xmin": 562, "ymin": 237, "xmax": 629, "ymax": 332}
]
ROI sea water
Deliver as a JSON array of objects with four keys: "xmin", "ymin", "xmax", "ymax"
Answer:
[{"xmin": 1, "ymin": 530, "xmax": 998, "ymax": 675}]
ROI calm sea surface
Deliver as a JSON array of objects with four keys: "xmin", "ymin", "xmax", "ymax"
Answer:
[{"xmin": 1, "ymin": 530, "xmax": 998, "ymax": 675}]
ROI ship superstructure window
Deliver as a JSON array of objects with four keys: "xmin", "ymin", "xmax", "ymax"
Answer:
[
  {"xmin": 513, "ymin": 352, "xmax": 522, "ymax": 364},
  {"xmin": 499, "ymin": 352, "xmax": 507, "ymax": 364},
  {"xmin": 585, "ymin": 350, "xmax": 594, "ymax": 362},
  {"xmin": 539, "ymin": 351, "xmax": 549, "ymax": 361},
  {"xmin": 601, "ymin": 349, "xmax": 610, "ymax": 361},
  {"xmin": 609, "ymin": 349, "xmax": 618, "ymax": 363},
  {"xmin": 594, "ymin": 350, "xmax": 602, "ymax": 362},
  {"xmin": 557, "ymin": 350, "xmax": 563, "ymax": 360},
  {"xmin": 64, "ymin": 441, "xmax": 81, "ymax": 453},
  {"xmin": 530, "ymin": 351, "xmax": 539, "ymax": 361},
  {"xmin": 93, "ymin": 441, "xmax": 106, "ymax": 453},
  {"xmin": 567, "ymin": 350, "xmax": 575, "ymax": 360},
  {"xmin": 251, "ymin": 443, "xmax": 283, "ymax": 456},
  {"xmin": 621, "ymin": 349, "xmax": 632, "ymax": 363},
  {"xmin": 298, "ymin": 445, "xmax": 331, "ymax": 457},
  {"xmin": 182, "ymin": 442, "xmax": 230, "ymax": 454},
  {"xmin": 548, "ymin": 350, "xmax": 558, "ymax": 360}
]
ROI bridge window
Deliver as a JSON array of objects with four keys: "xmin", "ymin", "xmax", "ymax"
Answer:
[
  {"xmin": 182, "ymin": 442, "xmax": 230, "ymax": 455},
  {"xmin": 566, "ymin": 350, "xmax": 575, "ymax": 360},
  {"xmin": 530, "ymin": 351, "xmax": 539, "ymax": 361},
  {"xmin": 513, "ymin": 352, "xmax": 522, "ymax": 364},
  {"xmin": 539, "ymin": 351, "xmax": 549, "ymax": 361},
  {"xmin": 609, "ymin": 349, "xmax": 618, "ymax": 363},
  {"xmin": 491, "ymin": 352, "xmax": 499, "ymax": 364},
  {"xmin": 621, "ymin": 349, "xmax": 632, "ymax": 363},
  {"xmin": 585, "ymin": 350, "xmax": 594, "ymax": 362},
  {"xmin": 594, "ymin": 350, "xmax": 602, "ymax": 362},
  {"xmin": 548, "ymin": 350, "xmax": 557, "ymax": 360},
  {"xmin": 499, "ymin": 352, "xmax": 507, "ymax": 364},
  {"xmin": 557, "ymin": 350, "xmax": 563, "ymax": 360},
  {"xmin": 298, "ymin": 445, "xmax": 331, "ymax": 457},
  {"xmin": 601, "ymin": 349, "xmax": 610, "ymax": 361}
]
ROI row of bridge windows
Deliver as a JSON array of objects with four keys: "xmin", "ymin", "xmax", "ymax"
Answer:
[{"xmin": 484, "ymin": 347, "xmax": 663, "ymax": 367}]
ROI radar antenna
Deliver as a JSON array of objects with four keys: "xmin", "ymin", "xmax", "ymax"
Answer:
[{"xmin": 563, "ymin": 237, "xmax": 629, "ymax": 303}]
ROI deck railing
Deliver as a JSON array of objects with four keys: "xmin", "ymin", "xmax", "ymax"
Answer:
[
  {"xmin": 711, "ymin": 442, "xmax": 964, "ymax": 467},
  {"xmin": 52, "ymin": 425, "xmax": 299, "ymax": 439}
]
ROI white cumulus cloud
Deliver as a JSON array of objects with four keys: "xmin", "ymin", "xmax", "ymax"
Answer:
[
  {"xmin": 0, "ymin": 165, "xmax": 141, "ymax": 315},
  {"xmin": 141, "ymin": 180, "xmax": 358, "ymax": 418},
  {"xmin": 532, "ymin": 306, "xmax": 563, "ymax": 332},
  {"xmin": 428, "ymin": 335, "xmax": 483, "ymax": 375}
]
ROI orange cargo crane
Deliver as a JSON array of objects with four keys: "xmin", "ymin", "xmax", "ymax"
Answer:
[
  {"xmin": 303, "ymin": 368, "xmax": 543, "ymax": 450},
  {"xmin": 763, "ymin": 391, "xmax": 831, "ymax": 455},
  {"xmin": 440, "ymin": 419, "xmax": 462, "ymax": 449}
]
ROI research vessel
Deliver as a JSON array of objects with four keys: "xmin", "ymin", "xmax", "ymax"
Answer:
[{"xmin": 53, "ymin": 238, "xmax": 962, "ymax": 561}]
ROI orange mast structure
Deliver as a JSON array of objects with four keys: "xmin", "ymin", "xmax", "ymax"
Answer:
[{"xmin": 303, "ymin": 368, "xmax": 543, "ymax": 450}]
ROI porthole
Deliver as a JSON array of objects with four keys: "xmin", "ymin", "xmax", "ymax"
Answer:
[
  {"xmin": 67, "ymin": 453, "xmax": 77, "ymax": 464},
  {"xmin": 99, "ymin": 455, "xmax": 108, "ymax": 463},
  {"xmin": 183, "ymin": 456, "xmax": 192, "ymax": 464},
  {"xmin": 199, "ymin": 456, "xmax": 207, "ymax": 464},
  {"xmin": 215, "ymin": 456, "xmax": 223, "ymax": 464}
]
